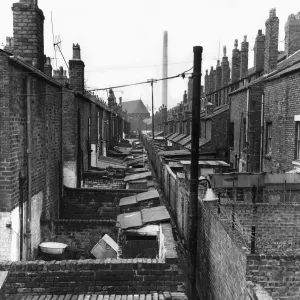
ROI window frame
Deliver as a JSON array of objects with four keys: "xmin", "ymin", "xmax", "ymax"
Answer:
[
  {"xmin": 296, "ymin": 122, "xmax": 300, "ymax": 160},
  {"xmin": 265, "ymin": 122, "xmax": 272, "ymax": 154}
]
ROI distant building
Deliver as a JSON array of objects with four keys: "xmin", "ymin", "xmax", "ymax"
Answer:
[{"xmin": 122, "ymin": 99, "xmax": 150, "ymax": 131}]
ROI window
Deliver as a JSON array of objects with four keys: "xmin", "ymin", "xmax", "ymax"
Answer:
[
  {"xmin": 296, "ymin": 122, "xmax": 300, "ymax": 159},
  {"xmin": 228, "ymin": 122, "xmax": 234, "ymax": 148},
  {"xmin": 266, "ymin": 122, "xmax": 272, "ymax": 154}
]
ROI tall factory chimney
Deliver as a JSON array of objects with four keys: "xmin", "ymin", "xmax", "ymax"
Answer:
[{"xmin": 162, "ymin": 31, "xmax": 168, "ymax": 109}]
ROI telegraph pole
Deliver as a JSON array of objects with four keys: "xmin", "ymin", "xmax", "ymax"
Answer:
[
  {"xmin": 148, "ymin": 79, "xmax": 156, "ymax": 139},
  {"xmin": 188, "ymin": 46, "xmax": 203, "ymax": 300}
]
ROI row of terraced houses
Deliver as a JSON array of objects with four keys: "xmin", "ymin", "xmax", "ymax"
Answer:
[
  {"xmin": 0, "ymin": 0, "xmax": 130, "ymax": 261},
  {"xmin": 157, "ymin": 8, "xmax": 300, "ymax": 174}
]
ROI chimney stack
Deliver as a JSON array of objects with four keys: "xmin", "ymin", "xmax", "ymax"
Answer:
[
  {"xmin": 107, "ymin": 89, "xmax": 115, "ymax": 109},
  {"xmin": 44, "ymin": 56, "xmax": 52, "ymax": 77},
  {"xmin": 221, "ymin": 46, "xmax": 230, "ymax": 87},
  {"xmin": 254, "ymin": 30, "xmax": 266, "ymax": 73},
  {"xmin": 209, "ymin": 67, "xmax": 215, "ymax": 93},
  {"xmin": 204, "ymin": 70, "xmax": 209, "ymax": 95},
  {"xmin": 285, "ymin": 12, "xmax": 300, "ymax": 57},
  {"xmin": 264, "ymin": 8, "xmax": 279, "ymax": 73},
  {"xmin": 240, "ymin": 35, "xmax": 249, "ymax": 79},
  {"xmin": 53, "ymin": 66, "xmax": 68, "ymax": 86},
  {"xmin": 231, "ymin": 39, "xmax": 241, "ymax": 83},
  {"xmin": 215, "ymin": 60, "xmax": 222, "ymax": 90},
  {"xmin": 69, "ymin": 44, "xmax": 85, "ymax": 92},
  {"xmin": 12, "ymin": 0, "xmax": 44, "ymax": 71}
]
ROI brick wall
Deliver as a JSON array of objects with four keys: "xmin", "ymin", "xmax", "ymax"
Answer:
[
  {"xmin": 230, "ymin": 89, "xmax": 247, "ymax": 169},
  {"xmin": 1, "ymin": 258, "xmax": 179, "ymax": 295},
  {"xmin": 0, "ymin": 51, "xmax": 63, "ymax": 260},
  {"xmin": 197, "ymin": 201, "xmax": 248, "ymax": 299},
  {"xmin": 247, "ymin": 254, "xmax": 300, "ymax": 299},
  {"xmin": 210, "ymin": 107, "xmax": 229, "ymax": 160},
  {"xmin": 221, "ymin": 203, "xmax": 300, "ymax": 254},
  {"xmin": 263, "ymin": 72, "xmax": 300, "ymax": 172},
  {"xmin": 41, "ymin": 219, "xmax": 117, "ymax": 258},
  {"xmin": 62, "ymin": 90, "xmax": 78, "ymax": 188},
  {"xmin": 62, "ymin": 187, "xmax": 146, "ymax": 219},
  {"xmin": 0, "ymin": 51, "xmax": 12, "ymax": 213},
  {"xmin": 248, "ymin": 84, "xmax": 263, "ymax": 172}
]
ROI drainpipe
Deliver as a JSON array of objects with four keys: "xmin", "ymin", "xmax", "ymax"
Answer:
[
  {"xmin": 246, "ymin": 88, "xmax": 250, "ymax": 172},
  {"xmin": 59, "ymin": 89, "xmax": 63, "ymax": 218},
  {"xmin": 19, "ymin": 171, "xmax": 26, "ymax": 260},
  {"xmin": 260, "ymin": 93, "xmax": 264, "ymax": 172},
  {"xmin": 77, "ymin": 108, "xmax": 81, "ymax": 188},
  {"xmin": 25, "ymin": 78, "xmax": 32, "ymax": 260},
  {"xmin": 238, "ymin": 112, "xmax": 244, "ymax": 171}
]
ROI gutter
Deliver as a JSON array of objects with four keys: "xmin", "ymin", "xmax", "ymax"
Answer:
[
  {"xmin": 9, "ymin": 56, "xmax": 62, "ymax": 87},
  {"xmin": 9, "ymin": 56, "xmax": 128, "ymax": 123}
]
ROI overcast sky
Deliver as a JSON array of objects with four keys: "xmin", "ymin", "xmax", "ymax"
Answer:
[{"xmin": 0, "ymin": 0, "xmax": 299, "ymax": 112}]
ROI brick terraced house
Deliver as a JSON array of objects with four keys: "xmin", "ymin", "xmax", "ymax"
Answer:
[
  {"xmin": 157, "ymin": 8, "xmax": 300, "ymax": 174},
  {"xmin": 0, "ymin": 0, "xmax": 129, "ymax": 261}
]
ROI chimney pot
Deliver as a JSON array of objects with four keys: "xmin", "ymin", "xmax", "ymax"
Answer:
[
  {"xmin": 223, "ymin": 45, "xmax": 227, "ymax": 57},
  {"xmin": 269, "ymin": 8, "xmax": 276, "ymax": 18},
  {"xmin": 72, "ymin": 43, "xmax": 81, "ymax": 60},
  {"xmin": 234, "ymin": 39, "xmax": 238, "ymax": 49}
]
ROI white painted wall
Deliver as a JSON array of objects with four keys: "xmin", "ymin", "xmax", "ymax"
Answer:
[
  {"xmin": 91, "ymin": 144, "xmax": 97, "ymax": 167},
  {"xmin": 10, "ymin": 206, "xmax": 20, "ymax": 261},
  {"xmin": 31, "ymin": 191, "xmax": 43, "ymax": 258},
  {"xmin": 63, "ymin": 161, "xmax": 77, "ymax": 188},
  {"xmin": 0, "ymin": 212, "xmax": 12, "ymax": 261}
]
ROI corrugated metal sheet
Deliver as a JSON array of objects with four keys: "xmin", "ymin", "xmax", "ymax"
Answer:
[
  {"xmin": 136, "ymin": 189, "xmax": 159, "ymax": 202},
  {"xmin": 124, "ymin": 171, "xmax": 152, "ymax": 182},
  {"xmin": 119, "ymin": 195, "xmax": 137, "ymax": 206},
  {"xmin": 180, "ymin": 160, "xmax": 230, "ymax": 166},
  {"xmin": 158, "ymin": 150, "xmax": 191, "ymax": 157},
  {"xmin": 117, "ymin": 211, "xmax": 142, "ymax": 229},
  {"xmin": 141, "ymin": 206, "xmax": 171, "ymax": 224}
]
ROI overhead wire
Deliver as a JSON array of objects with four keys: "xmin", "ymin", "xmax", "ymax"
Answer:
[{"xmin": 0, "ymin": 66, "xmax": 193, "ymax": 97}]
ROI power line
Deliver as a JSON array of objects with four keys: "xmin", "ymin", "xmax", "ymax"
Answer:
[{"xmin": 0, "ymin": 66, "xmax": 193, "ymax": 97}]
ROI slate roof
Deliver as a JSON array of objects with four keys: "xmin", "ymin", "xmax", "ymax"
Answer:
[
  {"xmin": 184, "ymin": 137, "xmax": 210, "ymax": 150},
  {"xmin": 122, "ymin": 100, "xmax": 150, "ymax": 115},
  {"xmin": 172, "ymin": 134, "xmax": 186, "ymax": 143},
  {"xmin": 178, "ymin": 135, "xmax": 191, "ymax": 146},
  {"xmin": 167, "ymin": 133, "xmax": 179, "ymax": 141}
]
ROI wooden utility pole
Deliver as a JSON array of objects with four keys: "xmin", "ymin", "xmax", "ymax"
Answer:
[{"xmin": 188, "ymin": 46, "xmax": 203, "ymax": 299}]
